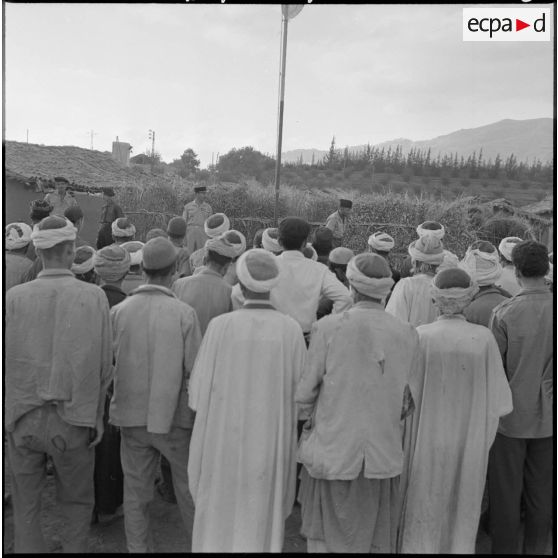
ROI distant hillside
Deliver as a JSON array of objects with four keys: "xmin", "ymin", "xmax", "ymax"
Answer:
[{"xmin": 283, "ymin": 118, "xmax": 553, "ymax": 165}]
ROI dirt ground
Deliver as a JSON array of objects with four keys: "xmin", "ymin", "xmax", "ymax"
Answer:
[{"xmin": 3, "ymin": 468, "xmax": 552, "ymax": 554}]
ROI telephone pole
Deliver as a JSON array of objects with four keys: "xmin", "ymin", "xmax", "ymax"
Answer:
[{"xmin": 148, "ymin": 130, "xmax": 156, "ymax": 172}]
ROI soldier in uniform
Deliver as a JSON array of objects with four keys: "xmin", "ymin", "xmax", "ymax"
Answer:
[
  {"xmin": 182, "ymin": 186, "xmax": 213, "ymax": 254},
  {"xmin": 325, "ymin": 199, "xmax": 352, "ymax": 248},
  {"xmin": 96, "ymin": 187, "xmax": 124, "ymax": 250}
]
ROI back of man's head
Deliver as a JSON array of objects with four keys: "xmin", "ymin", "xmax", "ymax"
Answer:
[
  {"xmin": 511, "ymin": 240, "xmax": 549, "ymax": 278},
  {"xmin": 64, "ymin": 205, "xmax": 84, "ymax": 227},
  {"xmin": 278, "ymin": 217, "xmax": 311, "ymax": 251},
  {"xmin": 35, "ymin": 216, "xmax": 76, "ymax": 262}
]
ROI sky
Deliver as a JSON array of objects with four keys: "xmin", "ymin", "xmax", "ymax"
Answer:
[{"xmin": 4, "ymin": 3, "xmax": 554, "ymax": 167}]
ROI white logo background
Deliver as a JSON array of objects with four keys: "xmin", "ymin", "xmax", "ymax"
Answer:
[{"xmin": 463, "ymin": 8, "xmax": 551, "ymax": 41}]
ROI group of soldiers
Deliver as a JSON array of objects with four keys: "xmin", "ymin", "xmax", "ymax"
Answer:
[{"xmin": 4, "ymin": 181, "xmax": 554, "ymax": 553}]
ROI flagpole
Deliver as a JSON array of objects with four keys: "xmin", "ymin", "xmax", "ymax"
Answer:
[{"xmin": 274, "ymin": 12, "xmax": 289, "ymax": 227}]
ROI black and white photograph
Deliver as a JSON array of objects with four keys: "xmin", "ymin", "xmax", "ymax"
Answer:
[{"xmin": 3, "ymin": 1, "xmax": 554, "ymax": 553}]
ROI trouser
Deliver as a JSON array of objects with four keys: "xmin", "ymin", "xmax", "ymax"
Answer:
[
  {"xmin": 7, "ymin": 405, "xmax": 95, "ymax": 553},
  {"xmin": 159, "ymin": 455, "xmax": 176, "ymax": 500},
  {"xmin": 488, "ymin": 433, "xmax": 552, "ymax": 554},
  {"xmin": 120, "ymin": 426, "xmax": 194, "ymax": 552},
  {"xmin": 96, "ymin": 223, "xmax": 113, "ymax": 250}
]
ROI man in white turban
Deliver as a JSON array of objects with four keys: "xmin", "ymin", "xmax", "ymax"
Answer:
[
  {"xmin": 5, "ymin": 222, "xmax": 33, "ymax": 290},
  {"xmin": 188, "ymin": 249, "xmax": 306, "ymax": 552},
  {"xmin": 120, "ymin": 241, "xmax": 145, "ymax": 294},
  {"xmin": 368, "ymin": 231, "xmax": 400, "ymax": 288},
  {"xmin": 495, "ymin": 236, "xmax": 523, "ymax": 296},
  {"xmin": 296, "ymin": 253, "xmax": 418, "ymax": 553},
  {"xmin": 72, "ymin": 245, "xmax": 97, "ymax": 284},
  {"xmin": 173, "ymin": 236, "xmax": 237, "ymax": 335},
  {"xmin": 460, "ymin": 240, "xmax": 510, "ymax": 327},
  {"xmin": 189, "ymin": 213, "xmax": 231, "ymax": 273},
  {"xmin": 6, "ymin": 215, "xmax": 112, "ymax": 552},
  {"xmin": 385, "ymin": 235, "xmax": 444, "ymax": 326},
  {"xmin": 111, "ymin": 217, "xmax": 136, "ymax": 245},
  {"xmin": 398, "ymin": 268, "xmax": 512, "ymax": 554},
  {"xmin": 399, "ymin": 221, "xmax": 445, "ymax": 278},
  {"xmin": 262, "ymin": 227, "xmax": 282, "ymax": 254}
]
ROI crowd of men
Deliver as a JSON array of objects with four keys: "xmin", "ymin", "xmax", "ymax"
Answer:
[{"xmin": 4, "ymin": 182, "xmax": 554, "ymax": 553}]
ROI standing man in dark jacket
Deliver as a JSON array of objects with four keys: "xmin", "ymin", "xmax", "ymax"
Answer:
[{"xmin": 96, "ymin": 187, "xmax": 124, "ymax": 249}]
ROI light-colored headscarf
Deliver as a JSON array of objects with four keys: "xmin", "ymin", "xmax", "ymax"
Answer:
[
  {"xmin": 416, "ymin": 221, "xmax": 445, "ymax": 240},
  {"xmin": 408, "ymin": 235, "xmax": 445, "ymax": 265},
  {"xmin": 6, "ymin": 222, "xmax": 32, "ymax": 250},
  {"xmin": 329, "ymin": 246, "xmax": 355, "ymax": 265},
  {"xmin": 498, "ymin": 236, "xmax": 523, "ymax": 263},
  {"xmin": 121, "ymin": 241, "xmax": 144, "ymax": 266},
  {"xmin": 438, "ymin": 250, "xmax": 459, "ymax": 273},
  {"xmin": 262, "ymin": 228, "xmax": 282, "ymax": 254},
  {"xmin": 236, "ymin": 248, "xmax": 281, "ymax": 293},
  {"xmin": 430, "ymin": 268, "xmax": 479, "ymax": 316},
  {"xmin": 205, "ymin": 236, "xmax": 237, "ymax": 259},
  {"xmin": 204, "ymin": 213, "xmax": 230, "ymax": 238},
  {"xmin": 346, "ymin": 253, "xmax": 394, "ymax": 299},
  {"xmin": 71, "ymin": 245, "xmax": 96, "ymax": 275},
  {"xmin": 31, "ymin": 219, "xmax": 77, "ymax": 249},
  {"xmin": 459, "ymin": 245, "xmax": 502, "ymax": 286},
  {"xmin": 368, "ymin": 231, "xmax": 395, "ymax": 252},
  {"xmin": 112, "ymin": 217, "xmax": 136, "ymax": 238},
  {"xmin": 223, "ymin": 230, "xmax": 246, "ymax": 257},
  {"xmin": 93, "ymin": 244, "xmax": 131, "ymax": 282}
]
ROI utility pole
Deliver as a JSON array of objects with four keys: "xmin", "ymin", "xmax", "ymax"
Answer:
[
  {"xmin": 26, "ymin": 129, "xmax": 29, "ymax": 144},
  {"xmin": 148, "ymin": 130, "xmax": 156, "ymax": 172},
  {"xmin": 88, "ymin": 130, "xmax": 98, "ymax": 150},
  {"xmin": 273, "ymin": 5, "xmax": 303, "ymax": 226}
]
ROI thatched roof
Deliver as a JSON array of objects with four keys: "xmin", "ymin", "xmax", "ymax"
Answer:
[
  {"xmin": 4, "ymin": 141, "xmax": 171, "ymax": 191},
  {"xmin": 522, "ymin": 196, "xmax": 553, "ymax": 216}
]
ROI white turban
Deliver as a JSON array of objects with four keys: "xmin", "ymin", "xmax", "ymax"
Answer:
[
  {"xmin": 71, "ymin": 246, "xmax": 96, "ymax": 275},
  {"xmin": 6, "ymin": 222, "xmax": 32, "ymax": 250},
  {"xmin": 121, "ymin": 241, "xmax": 144, "ymax": 266},
  {"xmin": 205, "ymin": 236, "xmax": 237, "ymax": 259},
  {"xmin": 112, "ymin": 218, "xmax": 136, "ymax": 238},
  {"xmin": 262, "ymin": 228, "xmax": 282, "ymax": 254},
  {"xmin": 498, "ymin": 237, "xmax": 523, "ymax": 263},
  {"xmin": 459, "ymin": 247, "xmax": 502, "ymax": 286},
  {"xmin": 236, "ymin": 248, "xmax": 281, "ymax": 293},
  {"xmin": 223, "ymin": 230, "xmax": 246, "ymax": 257},
  {"xmin": 408, "ymin": 236, "xmax": 445, "ymax": 265},
  {"xmin": 438, "ymin": 250, "xmax": 459, "ymax": 273},
  {"xmin": 31, "ymin": 219, "xmax": 77, "ymax": 249},
  {"xmin": 430, "ymin": 271, "xmax": 479, "ymax": 316},
  {"xmin": 368, "ymin": 231, "xmax": 395, "ymax": 252},
  {"xmin": 346, "ymin": 254, "xmax": 394, "ymax": 299},
  {"xmin": 416, "ymin": 222, "xmax": 445, "ymax": 240},
  {"xmin": 93, "ymin": 244, "xmax": 131, "ymax": 282},
  {"xmin": 204, "ymin": 213, "xmax": 230, "ymax": 238}
]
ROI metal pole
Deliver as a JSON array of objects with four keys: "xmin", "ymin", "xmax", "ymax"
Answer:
[
  {"xmin": 273, "ymin": 14, "xmax": 289, "ymax": 226},
  {"xmin": 26, "ymin": 129, "xmax": 29, "ymax": 144}
]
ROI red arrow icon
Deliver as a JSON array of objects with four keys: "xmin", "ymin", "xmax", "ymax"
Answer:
[{"xmin": 516, "ymin": 19, "xmax": 530, "ymax": 31}]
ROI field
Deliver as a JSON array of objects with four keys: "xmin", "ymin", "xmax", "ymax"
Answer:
[{"xmin": 115, "ymin": 179, "xmax": 546, "ymax": 270}]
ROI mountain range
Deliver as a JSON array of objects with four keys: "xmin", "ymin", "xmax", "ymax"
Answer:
[{"xmin": 282, "ymin": 118, "xmax": 553, "ymax": 166}]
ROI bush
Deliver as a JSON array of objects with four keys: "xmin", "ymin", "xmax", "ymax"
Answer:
[
  {"xmin": 520, "ymin": 180, "xmax": 530, "ymax": 190},
  {"xmin": 460, "ymin": 177, "xmax": 471, "ymax": 188},
  {"xmin": 421, "ymin": 176, "xmax": 430, "ymax": 186},
  {"xmin": 501, "ymin": 181, "xmax": 510, "ymax": 190},
  {"xmin": 481, "ymin": 180, "xmax": 490, "ymax": 188},
  {"xmin": 534, "ymin": 190, "xmax": 546, "ymax": 201},
  {"xmin": 477, "ymin": 216, "xmax": 533, "ymax": 248},
  {"xmin": 440, "ymin": 176, "xmax": 451, "ymax": 187}
]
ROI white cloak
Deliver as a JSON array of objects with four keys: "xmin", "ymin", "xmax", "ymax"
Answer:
[
  {"xmin": 398, "ymin": 315, "xmax": 512, "ymax": 554},
  {"xmin": 188, "ymin": 303, "xmax": 306, "ymax": 552}
]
